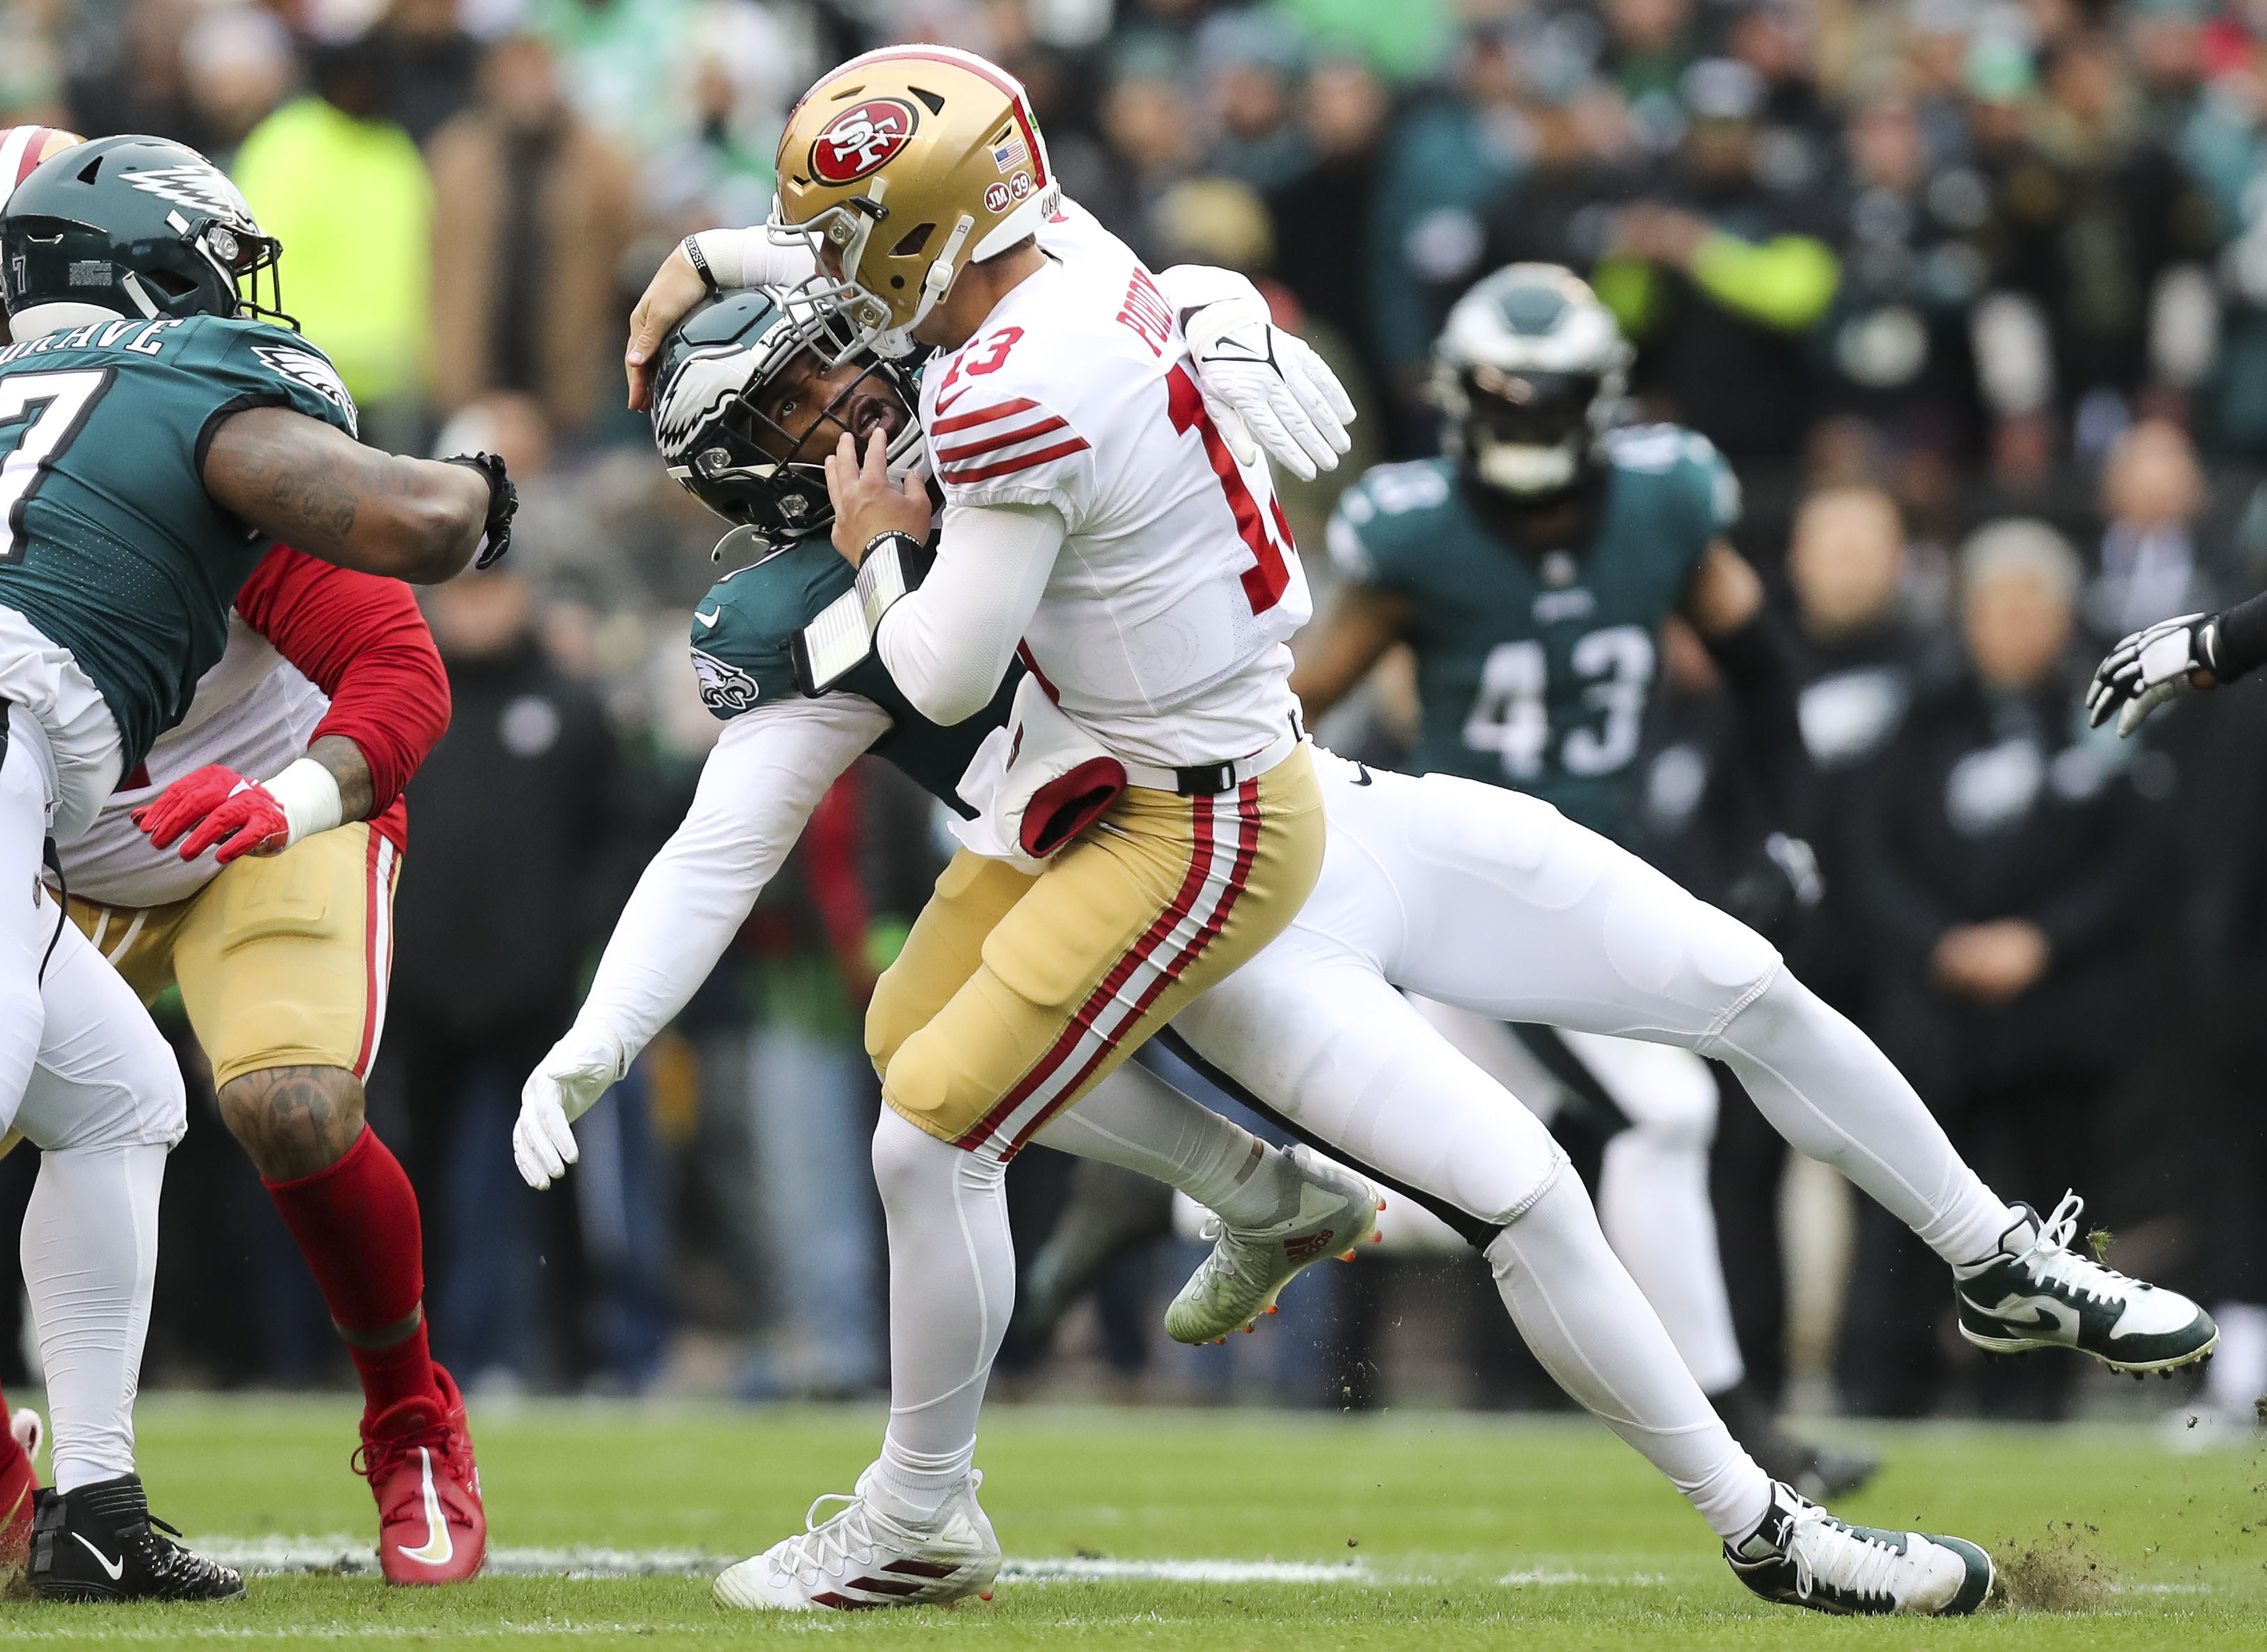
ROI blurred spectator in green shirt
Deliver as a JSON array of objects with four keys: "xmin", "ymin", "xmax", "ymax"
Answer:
[{"xmin": 233, "ymin": 35, "xmax": 433, "ymax": 442}]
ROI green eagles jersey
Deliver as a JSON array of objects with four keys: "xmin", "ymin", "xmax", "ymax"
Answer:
[
  {"xmin": 690, "ymin": 536, "xmax": 1017, "ymax": 815},
  {"xmin": 1326, "ymin": 425, "xmax": 1739, "ymax": 837},
  {"xmin": 0, "ymin": 313, "xmax": 360, "ymax": 771}
]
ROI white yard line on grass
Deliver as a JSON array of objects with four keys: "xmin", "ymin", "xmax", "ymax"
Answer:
[{"xmin": 194, "ymin": 1538, "xmax": 1377, "ymax": 1586}]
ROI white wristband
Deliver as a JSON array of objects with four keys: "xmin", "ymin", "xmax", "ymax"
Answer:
[{"xmin": 261, "ymin": 756, "xmax": 344, "ymax": 847}]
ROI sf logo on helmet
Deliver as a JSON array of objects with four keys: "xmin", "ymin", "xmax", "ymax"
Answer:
[{"xmin": 810, "ymin": 99, "xmax": 919, "ymax": 185}]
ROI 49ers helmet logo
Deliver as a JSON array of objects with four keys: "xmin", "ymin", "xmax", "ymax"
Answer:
[{"xmin": 809, "ymin": 98, "xmax": 919, "ymax": 185}]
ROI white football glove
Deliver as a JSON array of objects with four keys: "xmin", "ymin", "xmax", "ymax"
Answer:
[
  {"xmin": 514, "ymin": 1021, "xmax": 629, "ymax": 1190},
  {"xmin": 2087, "ymin": 611, "xmax": 2222, "ymax": 736},
  {"xmin": 1179, "ymin": 291, "xmax": 1356, "ymax": 481}
]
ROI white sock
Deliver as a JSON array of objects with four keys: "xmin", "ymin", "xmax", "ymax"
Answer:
[
  {"xmin": 2205, "ymin": 1302, "xmax": 2267, "ymax": 1415},
  {"xmin": 868, "ymin": 1110, "xmax": 1012, "ymax": 1522},
  {"xmin": 24, "ymin": 1143, "xmax": 165, "ymax": 1494},
  {"xmin": 1598, "ymin": 1129, "xmax": 1747, "ymax": 1396},
  {"xmin": 1034, "ymin": 1060, "xmax": 1293, "ymax": 1227},
  {"xmin": 1705, "ymin": 972, "xmax": 2017, "ymax": 1267},
  {"xmin": 1486, "ymin": 1171, "xmax": 1772, "ymax": 1541}
]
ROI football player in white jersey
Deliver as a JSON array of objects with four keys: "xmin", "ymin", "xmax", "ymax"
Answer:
[
  {"xmin": 561, "ymin": 276, "xmax": 2008, "ymax": 1616},
  {"xmin": 580, "ymin": 178, "xmax": 2189, "ymax": 1606},
  {"xmin": 656, "ymin": 44, "xmax": 1340, "ymax": 1612}
]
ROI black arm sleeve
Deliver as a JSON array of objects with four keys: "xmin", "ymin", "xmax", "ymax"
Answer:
[
  {"xmin": 1701, "ymin": 609, "xmax": 1814, "ymax": 835},
  {"xmin": 2213, "ymin": 589, "xmax": 2267, "ymax": 683}
]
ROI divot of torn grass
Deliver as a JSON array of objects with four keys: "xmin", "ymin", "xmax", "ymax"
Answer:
[{"xmin": 1988, "ymin": 1526, "xmax": 2115, "ymax": 1612}]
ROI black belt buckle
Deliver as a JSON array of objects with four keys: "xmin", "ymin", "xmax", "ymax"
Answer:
[{"xmin": 1174, "ymin": 761, "xmax": 1235, "ymax": 796}]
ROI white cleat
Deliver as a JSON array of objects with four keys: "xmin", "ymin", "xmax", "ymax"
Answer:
[
  {"xmin": 1164, "ymin": 1145, "xmax": 1382, "ymax": 1345},
  {"xmin": 713, "ymin": 1467, "xmax": 1000, "ymax": 1612},
  {"xmin": 1953, "ymin": 1192, "xmax": 2218, "ymax": 1374},
  {"xmin": 1726, "ymin": 1481, "xmax": 1993, "ymax": 1616}
]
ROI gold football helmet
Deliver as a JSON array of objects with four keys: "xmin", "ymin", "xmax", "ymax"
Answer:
[{"xmin": 770, "ymin": 46, "xmax": 1056, "ymax": 357}]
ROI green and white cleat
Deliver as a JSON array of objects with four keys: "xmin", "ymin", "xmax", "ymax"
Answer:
[
  {"xmin": 1953, "ymin": 1192, "xmax": 2218, "ymax": 1375},
  {"xmin": 1163, "ymin": 1145, "xmax": 1382, "ymax": 1345},
  {"xmin": 713, "ymin": 1467, "xmax": 998, "ymax": 1612},
  {"xmin": 1727, "ymin": 1481, "xmax": 1993, "ymax": 1616}
]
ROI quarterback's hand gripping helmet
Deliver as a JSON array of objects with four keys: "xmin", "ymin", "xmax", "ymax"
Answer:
[
  {"xmin": 0, "ymin": 134, "xmax": 288, "ymax": 339},
  {"xmin": 769, "ymin": 45, "xmax": 1058, "ymax": 357},
  {"xmin": 649, "ymin": 284, "xmax": 924, "ymax": 555},
  {"xmin": 1432, "ymin": 264, "xmax": 1632, "ymax": 502}
]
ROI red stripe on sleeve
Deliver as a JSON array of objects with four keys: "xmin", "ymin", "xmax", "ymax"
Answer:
[
  {"xmin": 931, "ymin": 398, "xmax": 1039, "ymax": 435},
  {"xmin": 940, "ymin": 436, "xmax": 1090, "ymax": 486},
  {"xmin": 933, "ymin": 416, "xmax": 1068, "ymax": 465}
]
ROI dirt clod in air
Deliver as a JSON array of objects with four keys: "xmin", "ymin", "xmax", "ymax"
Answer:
[{"xmin": 1990, "ymin": 1535, "xmax": 2114, "ymax": 1612}]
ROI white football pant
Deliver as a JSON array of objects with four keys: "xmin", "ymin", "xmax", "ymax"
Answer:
[
  {"xmin": 1, "ymin": 704, "xmax": 187, "ymax": 1494},
  {"xmin": 866, "ymin": 750, "xmax": 2016, "ymax": 1541},
  {"xmin": 1409, "ymin": 1001, "xmax": 1746, "ymax": 1395}
]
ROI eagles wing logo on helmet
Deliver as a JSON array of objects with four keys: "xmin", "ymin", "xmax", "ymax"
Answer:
[
  {"xmin": 254, "ymin": 346, "xmax": 358, "ymax": 437},
  {"xmin": 653, "ymin": 346, "xmax": 758, "ymax": 461},
  {"xmin": 810, "ymin": 100, "xmax": 920, "ymax": 185},
  {"xmin": 692, "ymin": 648, "xmax": 760, "ymax": 713},
  {"xmin": 121, "ymin": 163, "xmax": 256, "ymax": 226}
]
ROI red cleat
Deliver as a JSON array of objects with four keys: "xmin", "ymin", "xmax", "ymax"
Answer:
[
  {"xmin": 0, "ymin": 1408, "xmax": 40, "ymax": 1573},
  {"xmin": 355, "ymin": 1364, "xmax": 486, "ymax": 1584}
]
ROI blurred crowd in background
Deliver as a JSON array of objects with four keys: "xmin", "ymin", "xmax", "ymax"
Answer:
[{"xmin": 5, "ymin": 0, "xmax": 2267, "ymax": 1433}]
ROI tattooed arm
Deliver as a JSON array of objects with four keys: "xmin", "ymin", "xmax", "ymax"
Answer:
[{"xmin": 200, "ymin": 406, "xmax": 490, "ymax": 582}]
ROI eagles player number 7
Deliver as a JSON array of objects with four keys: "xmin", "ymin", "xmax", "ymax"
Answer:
[{"xmin": 0, "ymin": 366, "xmax": 111, "ymax": 562}]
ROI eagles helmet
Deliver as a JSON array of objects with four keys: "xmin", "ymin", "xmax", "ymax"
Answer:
[
  {"xmin": 650, "ymin": 283, "xmax": 924, "ymax": 554},
  {"xmin": 0, "ymin": 134, "xmax": 288, "ymax": 340},
  {"xmin": 1432, "ymin": 264, "xmax": 1632, "ymax": 502}
]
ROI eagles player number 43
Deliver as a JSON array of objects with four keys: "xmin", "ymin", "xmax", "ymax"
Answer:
[
  {"xmin": 1462, "ymin": 622, "xmax": 1655, "ymax": 781},
  {"xmin": 0, "ymin": 366, "xmax": 114, "ymax": 562}
]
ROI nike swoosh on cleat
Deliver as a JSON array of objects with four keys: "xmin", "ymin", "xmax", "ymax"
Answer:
[
  {"xmin": 1976, "ymin": 1294, "xmax": 2080, "ymax": 1338},
  {"xmin": 72, "ymin": 1532, "xmax": 124, "ymax": 1581},
  {"xmin": 394, "ymin": 1448, "xmax": 454, "ymax": 1567},
  {"xmin": 695, "ymin": 608, "xmax": 722, "ymax": 628}
]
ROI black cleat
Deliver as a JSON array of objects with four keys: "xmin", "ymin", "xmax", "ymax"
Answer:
[{"xmin": 27, "ymin": 1474, "xmax": 245, "ymax": 1602}]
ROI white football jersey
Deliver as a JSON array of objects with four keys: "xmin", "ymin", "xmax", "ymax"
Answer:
[
  {"xmin": 61, "ymin": 617, "xmax": 327, "ymax": 909},
  {"xmin": 918, "ymin": 199, "xmax": 1309, "ymax": 771}
]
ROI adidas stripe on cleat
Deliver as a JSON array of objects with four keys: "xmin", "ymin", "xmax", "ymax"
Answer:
[
  {"xmin": 1953, "ymin": 1192, "xmax": 2218, "ymax": 1373},
  {"xmin": 1726, "ymin": 1481, "xmax": 1992, "ymax": 1616},
  {"xmin": 714, "ymin": 1467, "xmax": 1000, "ymax": 1611},
  {"xmin": 1164, "ymin": 1146, "xmax": 1381, "ymax": 1345}
]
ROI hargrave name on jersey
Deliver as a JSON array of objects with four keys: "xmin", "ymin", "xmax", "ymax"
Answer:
[{"xmin": 0, "ymin": 316, "xmax": 188, "ymax": 363}]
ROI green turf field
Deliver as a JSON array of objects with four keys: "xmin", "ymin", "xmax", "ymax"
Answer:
[{"xmin": 1, "ymin": 1395, "xmax": 2261, "ymax": 1648}]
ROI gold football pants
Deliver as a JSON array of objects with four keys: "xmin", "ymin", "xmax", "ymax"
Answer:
[
  {"xmin": 867, "ymin": 743, "xmax": 1324, "ymax": 1161},
  {"xmin": 69, "ymin": 823, "xmax": 400, "ymax": 1091}
]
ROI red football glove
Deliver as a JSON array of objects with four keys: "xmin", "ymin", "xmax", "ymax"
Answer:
[{"xmin": 131, "ymin": 764, "xmax": 292, "ymax": 864}]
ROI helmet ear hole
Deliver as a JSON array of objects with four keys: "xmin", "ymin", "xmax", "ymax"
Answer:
[
  {"xmin": 75, "ymin": 154, "xmax": 101, "ymax": 183},
  {"xmin": 888, "ymin": 223, "xmax": 935, "ymax": 258},
  {"xmin": 144, "ymin": 268, "xmax": 196, "ymax": 299}
]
